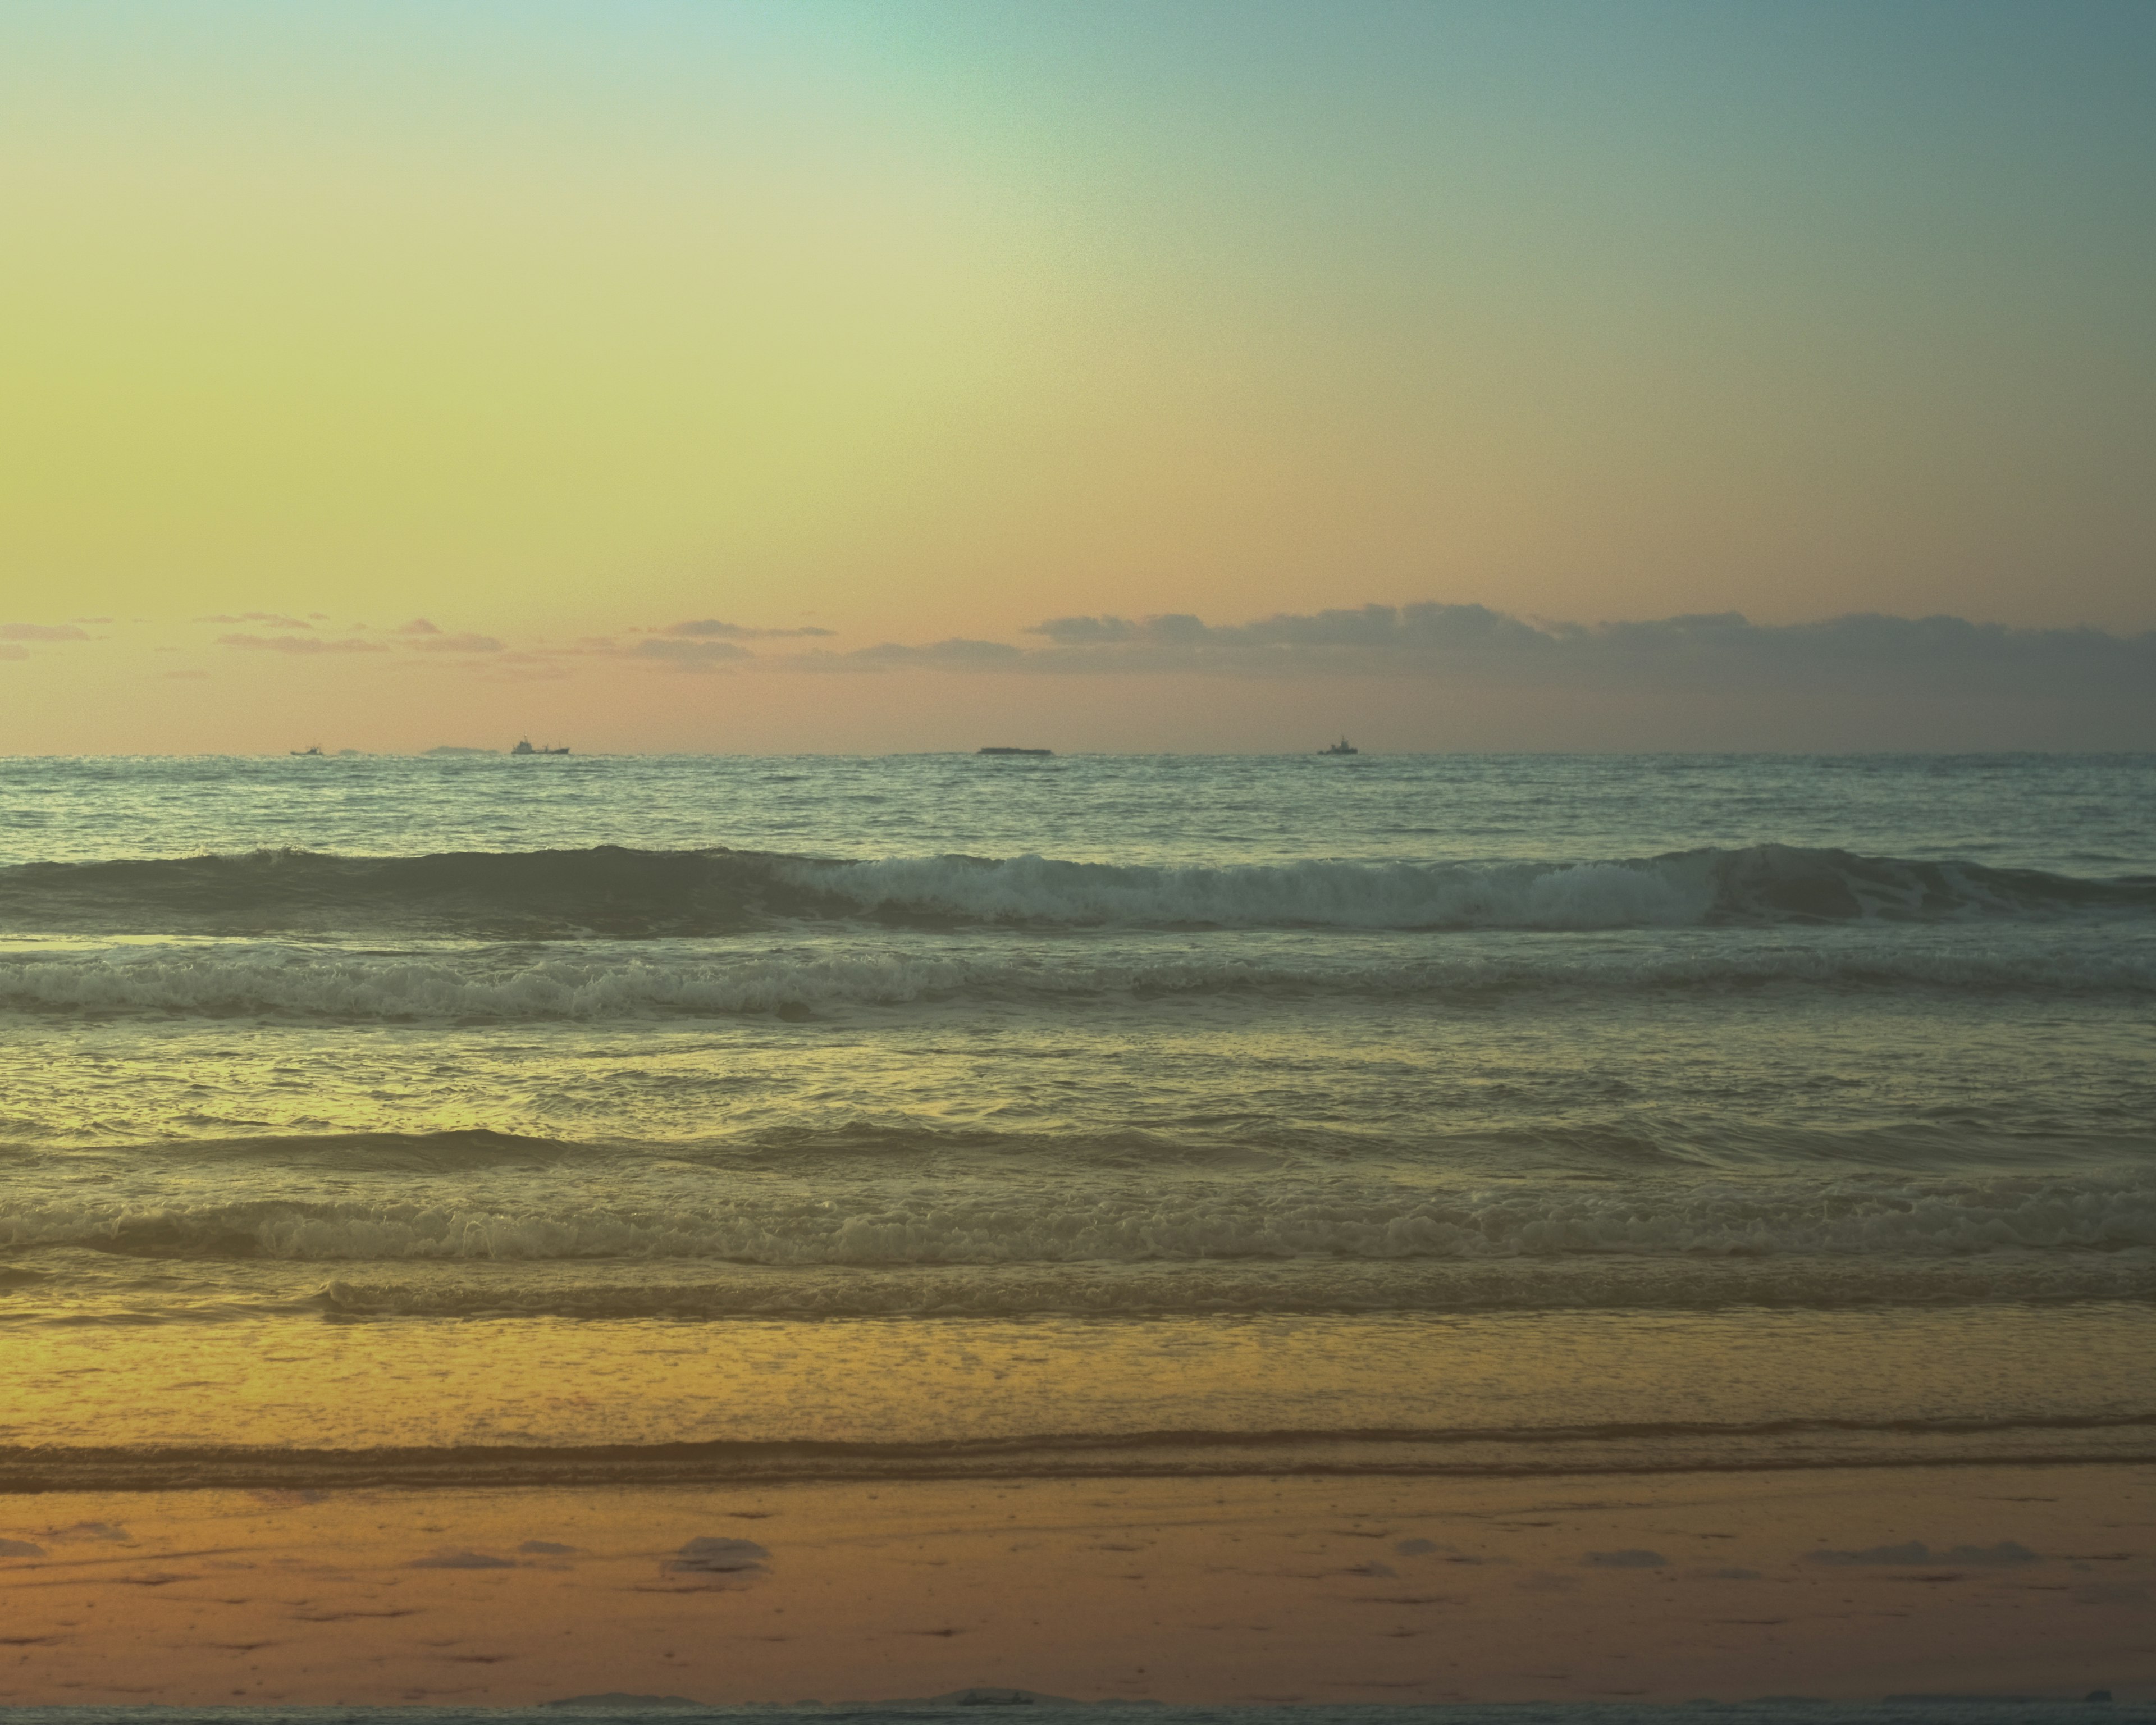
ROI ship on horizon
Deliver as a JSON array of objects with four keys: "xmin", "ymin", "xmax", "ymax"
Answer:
[
  {"xmin": 511, "ymin": 738, "xmax": 570, "ymax": 756},
  {"xmin": 1318, "ymin": 737, "xmax": 1359, "ymax": 755}
]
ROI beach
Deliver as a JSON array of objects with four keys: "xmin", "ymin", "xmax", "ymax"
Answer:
[{"xmin": 4, "ymin": 1466, "xmax": 2150, "ymax": 1707}]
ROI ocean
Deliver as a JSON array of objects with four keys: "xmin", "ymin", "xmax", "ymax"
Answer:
[{"xmin": 2, "ymin": 751, "xmax": 2153, "ymax": 1491}]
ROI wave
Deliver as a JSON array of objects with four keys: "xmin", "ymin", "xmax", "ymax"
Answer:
[
  {"xmin": 284, "ymin": 1256, "xmax": 2156, "ymax": 1319},
  {"xmin": 8, "ymin": 1174, "xmax": 2149, "ymax": 1270},
  {"xmin": 2, "ymin": 935, "xmax": 2149, "ymax": 1020},
  {"xmin": 1, "ymin": 842, "xmax": 2149, "ymax": 938},
  {"xmin": 9, "ymin": 1413, "xmax": 2156, "ymax": 1493}
]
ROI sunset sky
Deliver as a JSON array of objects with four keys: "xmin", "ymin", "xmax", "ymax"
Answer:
[{"xmin": 3, "ymin": 0, "xmax": 2152, "ymax": 752}]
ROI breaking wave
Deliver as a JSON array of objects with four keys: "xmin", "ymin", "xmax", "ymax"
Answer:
[
  {"xmin": 12, "ymin": 1413, "xmax": 2156, "ymax": 1491},
  {"xmin": 290, "ymin": 1256, "xmax": 2156, "ymax": 1319},
  {"xmin": 1, "ymin": 842, "xmax": 2149, "ymax": 938},
  {"xmin": 1, "ymin": 935, "xmax": 2148, "ymax": 1020},
  {"xmin": 8, "ymin": 1172, "xmax": 2150, "ymax": 1270}
]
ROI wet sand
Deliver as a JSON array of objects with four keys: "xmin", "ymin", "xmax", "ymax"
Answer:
[{"xmin": 2, "ymin": 1464, "xmax": 2149, "ymax": 1707}]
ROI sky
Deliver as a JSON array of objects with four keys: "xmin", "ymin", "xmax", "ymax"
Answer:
[{"xmin": 2, "ymin": 0, "xmax": 2152, "ymax": 752}]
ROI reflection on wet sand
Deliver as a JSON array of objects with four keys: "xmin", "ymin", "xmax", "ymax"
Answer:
[{"xmin": 1, "ymin": 1469, "xmax": 2149, "ymax": 1706}]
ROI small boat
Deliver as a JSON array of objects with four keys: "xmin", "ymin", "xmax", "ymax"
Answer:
[
  {"xmin": 1318, "ymin": 737, "xmax": 1358, "ymax": 756},
  {"xmin": 977, "ymin": 746, "xmax": 1052, "ymax": 757},
  {"xmin": 290, "ymin": 746, "xmax": 323, "ymax": 756},
  {"xmin": 511, "ymin": 738, "xmax": 570, "ymax": 756}
]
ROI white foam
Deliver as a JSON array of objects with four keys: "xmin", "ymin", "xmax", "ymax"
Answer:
[
  {"xmin": 789, "ymin": 852, "xmax": 1720, "ymax": 930},
  {"xmin": 8, "ymin": 1174, "xmax": 2151, "ymax": 1267},
  {"xmin": 782, "ymin": 843, "xmax": 2150, "ymax": 929},
  {"xmin": 0, "ymin": 934, "xmax": 2147, "ymax": 1023}
]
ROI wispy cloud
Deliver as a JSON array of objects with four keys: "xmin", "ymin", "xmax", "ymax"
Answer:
[
  {"xmin": 404, "ymin": 632, "xmax": 504, "ymax": 654},
  {"xmin": 985, "ymin": 603, "xmax": 2156, "ymax": 696},
  {"xmin": 392, "ymin": 618, "xmax": 441, "ymax": 636},
  {"xmin": 657, "ymin": 618, "xmax": 835, "ymax": 640},
  {"xmin": 846, "ymin": 638, "xmax": 1024, "ymax": 667},
  {"xmin": 196, "ymin": 611, "xmax": 314, "ymax": 629},
  {"xmin": 627, "ymin": 637, "xmax": 751, "ymax": 672},
  {"xmin": 1, "ymin": 622, "xmax": 91, "ymax": 641},
  {"xmin": 578, "ymin": 602, "xmax": 2155, "ymax": 710},
  {"xmin": 216, "ymin": 633, "xmax": 387, "ymax": 655}
]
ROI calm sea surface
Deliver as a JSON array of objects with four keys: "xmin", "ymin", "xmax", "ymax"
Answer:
[{"xmin": 2, "ymin": 752, "xmax": 2152, "ymax": 1486}]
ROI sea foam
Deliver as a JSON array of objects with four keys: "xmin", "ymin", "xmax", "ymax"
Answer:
[
  {"xmin": 8, "ymin": 1172, "xmax": 2149, "ymax": 1267},
  {"xmin": 1, "ymin": 933, "xmax": 2149, "ymax": 1021}
]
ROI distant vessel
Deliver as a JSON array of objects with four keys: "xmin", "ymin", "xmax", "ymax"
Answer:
[
  {"xmin": 511, "ymin": 738, "xmax": 570, "ymax": 756},
  {"xmin": 290, "ymin": 746, "xmax": 323, "ymax": 756},
  {"xmin": 977, "ymin": 746, "xmax": 1053, "ymax": 757},
  {"xmin": 1318, "ymin": 737, "xmax": 1359, "ymax": 756}
]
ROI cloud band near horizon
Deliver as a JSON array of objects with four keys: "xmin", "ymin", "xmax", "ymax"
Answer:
[
  {"xmin": 812, "ymin": 603, "xmax": 2156, "ymax": 697},
  {"xmin": 7, "ymin": 600, "xmax": 2153, "ymax": 699}
]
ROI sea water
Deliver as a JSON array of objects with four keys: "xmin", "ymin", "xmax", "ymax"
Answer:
[{"xmin": 1, "ymin": 752, "xmax": 2152, "ymax": 1486}]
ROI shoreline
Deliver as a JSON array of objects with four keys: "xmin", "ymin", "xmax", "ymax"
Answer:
[
  {"xmin": 10, "ymin": 1426, "xmax": 2156, "ymax": 1496},
  {"xmin": 8, "ymin": 1306, "xmax": 2150, "ymax": 1456},
  {"xmin": 2, "ymin": 1463, "xmax": 2148, "ymax": 1708}
]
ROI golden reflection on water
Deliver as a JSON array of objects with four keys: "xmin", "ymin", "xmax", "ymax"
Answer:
[{"xmin": 3, "ymin": 1305, "xmax": 2150, "ymax": 1455}]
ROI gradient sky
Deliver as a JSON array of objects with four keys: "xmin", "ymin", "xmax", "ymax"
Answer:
[{"xmin": 2, "ymin": 0, "xmax": 2152, "ymax": 751}]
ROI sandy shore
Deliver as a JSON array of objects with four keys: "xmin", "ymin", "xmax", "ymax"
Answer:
[{"xmin": 1, "ymin": 1463, "xmax": 2149, "ymax": 1708}]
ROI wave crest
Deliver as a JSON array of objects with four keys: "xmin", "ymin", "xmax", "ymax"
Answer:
[
  {"xmin": 1, "ymin": 842, "xmax": 2148, "ymax": 938},
  {"xmin": 8, "ymin": 1175, "xmax": 2149, "ymax": 1267},
  {"xmin": 1, "ymin": 937, "xmax": 2148, "ymax": 1021}
]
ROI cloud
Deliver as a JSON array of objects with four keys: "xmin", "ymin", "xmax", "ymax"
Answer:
[
  {"xmin": 628, "ymin": 637, "xmax": 751, "ymax": 672},
  {"xmin": 1, "ymin": 623, "xmax": 90, "ymax": 641},
  {"xmin": 0, "ymin": 645, "xmax": 25, "ymax": 662},
  {"xmin": 0, "ymin": 1539, "xmax": 44, "ymax": 1557},
  {"xmin": 848, "ymin": 637, "xmax": 1024, "ymax": 667},
  {"xmin": 659, "ymin": 619, "xmax": 834, "ymax": 640},
  {"xmin": 196, "ymin": 612, "xmax": 313, "ymax": 629},
  {"xmin": 969, "ymin": 601, "xmax": 2156, "ymax": 699},
  {"xmin": 1583, "ymin": 1549, "xmax": 1668, "ymax": 1568},
  {"xmin": 1030, "ymin": 615, "xmax": 1141, "ymax": 645},
  {"xmin": 1023, "ymin": 603, "xmax": 1545, "ymax": 660},
  {"xmin": 216, "ymin": 633, "xmax": 387, "ymax": 655},
  {"xmin": 404, "ymin": 632, "xmax": 504, "ymax": 654},
  {"xmin": 393, "ymin": 618, "xmax": 442, "ymax": 636}
]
